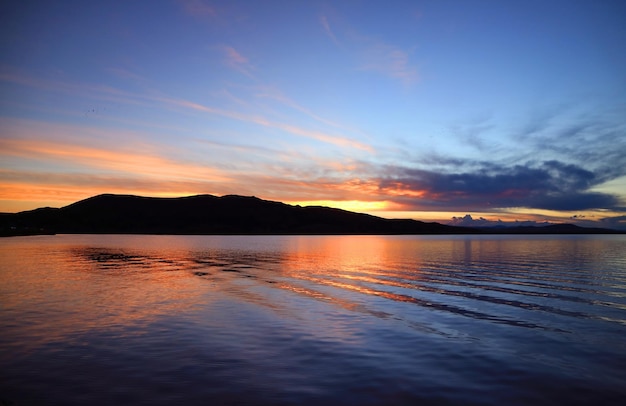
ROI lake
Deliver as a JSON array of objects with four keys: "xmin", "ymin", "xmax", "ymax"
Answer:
[{"xmin": 1, "ymin": 234, "xmax": 625, "ymax": 405}]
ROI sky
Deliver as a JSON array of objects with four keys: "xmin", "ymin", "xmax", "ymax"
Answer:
[{"xmin": 1, "ymin": 0, "xmax": 626, "ymax": 229}]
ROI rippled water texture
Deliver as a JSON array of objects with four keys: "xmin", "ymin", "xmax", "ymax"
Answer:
[{"xmin": 1, "ymin": 234, "xmax": 625, "ymax": 405}]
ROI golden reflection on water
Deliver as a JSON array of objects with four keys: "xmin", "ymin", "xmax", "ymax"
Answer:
[
  {"xmin": 2, "ymin": 234, "xmax": 626, "ymax": 406},
  {"xmin": 0, "ymin": 240, "xmax": 213, "ymax": 351},
  {"xmin": 2, "ymin": 234, "xmax": 625, "ymax": 353},
  {"xmin": 279, "ymin": 235, "xmax": 428, "ymax": 281}
]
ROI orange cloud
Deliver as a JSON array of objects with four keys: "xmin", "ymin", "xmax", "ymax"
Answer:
[
  {"xmin": 377, "ymin": 181, "xmax": 428, "ymax": 198},
  {"xmin": 243, "ymin": 174, "xmax": 383, "ymax": 203},
  {"xmin": 0, "ymin": 179, "xmax": 214, "ymax": 204},
  {"xmin": 0, "ymin": 138, "xmax": 231, "ymax": 183}
]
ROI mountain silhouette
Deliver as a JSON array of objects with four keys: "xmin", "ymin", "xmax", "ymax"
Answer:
[
  {"xmin": 1, "ymin": 194, "xmax": 622, "ymax": 236},
  {"xmin": 0, "ymin": 194, "xmax": 474, "ymax": 236},
  {"xmin": 480, "ymin": 223, "xmax": 623, "ymax": 234}
]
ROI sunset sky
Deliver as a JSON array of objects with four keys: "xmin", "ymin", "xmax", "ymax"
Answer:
[{"xmin": 1, "ymin": 1, "xmax": 625, "ymax": 228}]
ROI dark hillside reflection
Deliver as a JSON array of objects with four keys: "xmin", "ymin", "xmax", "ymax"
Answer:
[{"xmin": 1, "ymin": 234, "xmax": 625, "ymax": 405}]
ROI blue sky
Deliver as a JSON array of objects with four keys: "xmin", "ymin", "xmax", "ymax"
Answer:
[{"xmin": 1, "ymin": 0, "xmax": 625, "ymax": 228}]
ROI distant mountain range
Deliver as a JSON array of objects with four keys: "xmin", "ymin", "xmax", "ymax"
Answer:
[{"xmin": 0, "ymin": 194, "xmax": 623, "ymax": 236}]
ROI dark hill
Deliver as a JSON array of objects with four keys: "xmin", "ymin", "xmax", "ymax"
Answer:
[
  {"xmin": 0, "ymin": 194, "xmax": 474, "ymax": 236},
  {"xmin": 2, "ymin": 194, "xmax": 622, "ymax": 236},
  {"xmin": 481, "ymin": 223, "xmax": 624, "ymax": 234}
]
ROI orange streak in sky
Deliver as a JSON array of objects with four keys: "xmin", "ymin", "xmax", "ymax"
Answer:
[{"xmin": 0, "ymin": 138, "xmax": 231, "ymax": 183}]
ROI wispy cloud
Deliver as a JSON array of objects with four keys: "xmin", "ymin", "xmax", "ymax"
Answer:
[
  {"xmin": 360, "ymin": 41, "xmax": 418, "ymax": 86},
  {"xmin": 160, "ymin": 97, "xmax": 372, "ymax": 151},
  {"xmin": 1, "ymin": 70, "xmax": 372, "ymax": 153},
  {"xmin": 220, "ymin": 45, "xmax": 255, "ymax": 78},
  {"xmin": 513, "ymin": 107, "xmax": 626, "ymax": 183},
  {"xmin": 105, "ymin": 67, "xmax": 148, "ymax": 83},
  {"xmin": 315, "ymin": 10, "xmax": 419, "ymax": 86},
  {"xmin": 274, "ymin": 122, "xmax": 371, "ymax": 151},
  {"xmin": 320, "ymin": 15, "xmax": 339, "ymax": 45},
  {"xmin": 254, "ymin": 86, "xmax": 357, "ymax": 132},
  {"xmin": 0, "ymin": 68, "xmax": 157, "ymax": 109},
  {"xmin": 179, "ymin": 0, "xmax": 215, "ymax": 18},
  {"xmin": 321, "ymin": 21, "xmax": 418, "ymax": 85},
  {"xmin": 447, "ymin": 115, "xmax": 497, "ymax": 153}
]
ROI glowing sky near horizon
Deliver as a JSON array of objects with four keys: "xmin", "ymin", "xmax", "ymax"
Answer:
[{"xmin": 1, "ymin": 0, "xmax": 625, "ymax": 228}]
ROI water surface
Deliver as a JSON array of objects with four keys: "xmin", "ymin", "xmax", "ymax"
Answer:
[{"xmin": 1, "ymin": 234, "xmax": 625, "ymax": 405}]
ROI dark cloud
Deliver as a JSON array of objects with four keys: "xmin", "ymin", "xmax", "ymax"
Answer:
[
  {"xmin": 527, "ymin": 192, "xmax": 617, "ymax": 211},
  {"xmin": 378, "ymin": 160, "xmax": 622, "ymax": 212},
  {"xmin": 371, "ymin": 95, "xmax": 626, "ymax": 217}
]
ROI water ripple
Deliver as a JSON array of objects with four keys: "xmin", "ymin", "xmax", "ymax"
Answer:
[{"xmin": 4, "ymin": 234, "xmax": 625, "ymax": 405}]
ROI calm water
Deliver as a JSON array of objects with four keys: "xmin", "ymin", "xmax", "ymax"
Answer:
[{"xmin": 1, "ymin": 234, "xmax": 625, "ymax": 405}]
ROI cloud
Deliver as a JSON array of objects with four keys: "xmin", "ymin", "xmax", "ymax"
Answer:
[
  {"xmin": 160, "ymin": 97, "xmax": 372, "ymax": 151},
  {"xmin": 0, "ymin": 137, "xmax": 231, "ymax": 183},
  {"xmin": 180, "ymin": 0, "xmax": 215, "ymax": 18},
  {"xmin": 360, "ymin": 42, "xmax": 418, "ymax": 86},
  {"xmin": 1, "ymin": 70, "xmax": 371, "ymax": 153},
  {"xmin": 510, "ymin": 103, "xmax": 626, "ymax": 181},
  {"xmin": 447, "ymin": 115, "xmax": 496, "ymax": 153},
  {"xmin": 384, "ymin": 101, "xmax": 626, "ymax": 213},
  {"xmin": 0, "ymin": 68, "xmax": 159, "ymax": 110},
  {"xmin": 274, "ymin": 122, "xmax": 371, "ymax": 152},
  {"xmin": 320, "ymin": 15, "xmax": 339, "ymax": 45},
  {"xmin": 222, "ymin": 46, "xmax": 248, "ymax": 66},
  {"xmin": 377, "ymin": 160, "xmax": 623, "ymax": 212},
  {"xmin": 1, "ymin": 168, "xmax": 241, "ymax": 196},
  {"xmin": 220, "ymin": 45, "xmax": 254, "ymax": 78},
  {"xmin": 319, "ymin": 10, "xmax": 418, "ymax": 86},
  {"xmin": 254, "ymin": 86, "xmax": 351, "ymax": 131},
  {"xmin": 105, "ymin": 67, "xmax": 147, "ymax": 83}
]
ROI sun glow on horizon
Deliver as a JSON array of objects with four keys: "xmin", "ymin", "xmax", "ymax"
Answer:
[{"xmin": 287, "ymin": 200, "xmax": 390, "ymax": 213}]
